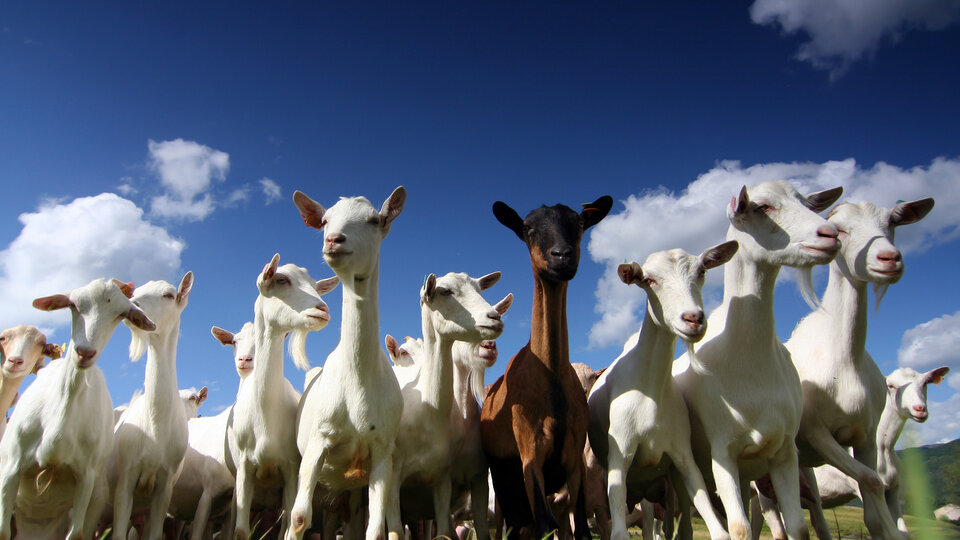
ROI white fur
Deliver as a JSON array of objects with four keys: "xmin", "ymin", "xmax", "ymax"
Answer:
[
  {"xmin": 228, "ymin": 254, "xmax": 337, "ymax": 540},
  {"xmin": 590, "ymin": 243, "xmax": 736, "ymax": 540},
  {"xmin": 0, "ymin": 325, "xmax": 60, "ymax": 441},
  {"xmin": 673, "ymin": 181, "xmax": 842, "ymax": 540},
  {"xmin": 0, "ymin": 278, "xmax": 155, "ymax": 540},
  {"xmin": 782, "ymin": 198, "xmax": 934, "ymax": 540},
  {"xmin": 111, "ymin": 272, "xmax": 194, "ymax": 540},
  {"xmin": 289, "ymin": 187, "xmax": 406, "ymax": 540}
]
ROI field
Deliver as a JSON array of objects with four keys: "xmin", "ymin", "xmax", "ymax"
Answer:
[{"xmin": 671, "ymin": 506, "xmax": 960, "ymax": 540}]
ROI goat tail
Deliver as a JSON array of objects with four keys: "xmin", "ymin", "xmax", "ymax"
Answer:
[
  {"xmin": 35, "ymin": 467, "xmax": 55, "ymax": 496},
  {"xmin": 290, "ymin": 329, "xmax": 311, "ymax": 371}
]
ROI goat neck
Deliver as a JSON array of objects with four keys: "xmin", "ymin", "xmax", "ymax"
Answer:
[
  {"xmin": 818, "ymin": 261, "xmax": 870, "ymax": 365},
  {"xmin": 716, "ymin": 239, "xmax": 779, "ymax": 345},
  {"xmin": 337, "ymin": 262, "xmax": 386, "ymax": 376},
  {"xmin": 418, "ymin": 309, "xmax": 456, "ymax": 423},
  {"xmin": 623, "ymin": 312, "xmax": 678, "ymax": 398},
  {"xmin": 528, "ymin": 277, "xmax": 570, "ymax": 370},
  {"xmin": 251, "ymin": 298, "xmax": 292, "ymax": 395}
]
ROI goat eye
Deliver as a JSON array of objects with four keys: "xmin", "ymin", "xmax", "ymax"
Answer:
[
  {"xmin": 276, "ymin": 276, "xmax": 290, "ymax": 285},
  {"xmin": 163, "ymin": 293, "xmax": 175, "ymax": 299},
  {"xmin": 754, "ymin": 204, "xmax": 772, "ymax": 214},
  {"xmin": 437, "ymin": 288, "xmax": 453, "ymax": 297},
  {"xmin": 367, "ymin": 216, "xmax": 381, "ymax": 225}
]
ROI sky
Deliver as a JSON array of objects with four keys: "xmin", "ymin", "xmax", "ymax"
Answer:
[{"xmin": 1, "ymin": 1, "xmax": 959, "ymax": 447}]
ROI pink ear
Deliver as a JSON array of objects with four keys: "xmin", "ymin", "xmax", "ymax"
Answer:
[
  {"xmin": 617, "ymin": 262, "xmax": 642, "ymax": 285},
  {"xmin": 42, "ymin": 342, "xmax": 62, "ymax": 360},
  {"xmin": 262, "ymin": 254, "xmax": 280, "ymax": 280},
  {"xmin": 197, "ymin": 386, "xmax": 208, "ymax": 404},
  {"xmin": 177, "ymin": 271, "xmax": 194, "ymax": 304},
  {"xmin": 112, "ymin": 279, "xmax": 135, "ymax": 299},
  {"xmin": 293, "ymin": 191, "xmax": 326, "ymax": 229},
  {"xmin": 210, "ymin": 326, "xmax": 235, "ymax": 346},
  {"xmin": 33, "ymin": 294, "xmax": 71, "ymax": 311},
  {"xmin": 125, "ymin": 307, "xmax": 156, "ymax": 332},
  {"xmin": 384, "ymin": 335, "xmax": 399, "ymax": 360},
  {"xmin": 495, "ymin": 293, "xmax": 514, "ymax": 316},
  {"xmin": 926, "ymin": 366, "xmax": 950, "ymax": 386}
]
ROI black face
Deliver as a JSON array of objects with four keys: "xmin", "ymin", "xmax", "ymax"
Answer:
[
  {"xmin": 524, "ymin": 205, "xmax": 583, "ymax": 282},
  {"xmin": 493, "ymin": 196, "xmax": 613, "ymax": 284}
]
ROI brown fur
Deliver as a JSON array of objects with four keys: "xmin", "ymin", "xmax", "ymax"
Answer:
[{"xmin": 480, "ymin": 197, "xmax": 611, "ymax": 540}]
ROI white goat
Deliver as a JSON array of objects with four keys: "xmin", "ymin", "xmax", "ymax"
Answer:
[
  {"xmin": 168, "ymin": 323, "xmax": 255, "ymax": 540},
  {"xmin": 290, "ymin": 187, "xmax": 406, "ymax": 540},
  {"xmin": 589, "ymin": 242, "xmax": 738, "ymax": 540},
  {"xmin": 0, "ymin": 326, "xmax": 61, "ymax": 440},
  {"xmin": 390, "ymin": 272, "xmax": 511, "ymax": 538},
  {"xmin": 781, "ymin": 198, "xmax": 935, "ymax": 539},
  {"xmin": 0, "ymin": 278, "xmax": 155, "ymax": 540},
  {"xmin": 813, "ymin": 366, "xmax": 950, "ymax": 533},
  {"xmin": 228, "ymin": 254, "xmax": 338, "ymax": 539},
  {"xmin": 673, "ymin": 181, "xmax": 843, "ymax": 540},
  {"xmin": 112, "ymin": 272, "xmax": 194, "ymax": 540}
]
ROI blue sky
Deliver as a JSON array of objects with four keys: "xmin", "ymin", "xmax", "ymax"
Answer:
[{"xmin": 2, "ymin": 2, "xmax": 959, "ymax": 446}]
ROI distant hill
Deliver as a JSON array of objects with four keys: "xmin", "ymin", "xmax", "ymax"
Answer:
[{"xmin": 899, "ymin": 438, "xmax": 960, "ymax": 515}]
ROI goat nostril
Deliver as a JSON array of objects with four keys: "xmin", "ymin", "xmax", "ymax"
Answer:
[
  {"xmin": 326, "ymin": 234, "xmax": 346, "ymax": 245},
  {"xmin": 878, "ymin": 250, "xmax": 902, "ymax": 262},
  {"xmin": 317, "ymin": 304, "xmax": 329, "ymax": 312}
]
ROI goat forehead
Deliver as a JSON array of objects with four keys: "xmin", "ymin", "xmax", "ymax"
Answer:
[
  {"xmin": 830, "ymin": 201, "xmax": 890, "ymax": 231},
  {"xmin": 73, "ymin": 278, "xmax": 126, "ymax": 311},
  {"xmin": 887, "ymin": 367, "xmax": 920, "ymax": 388},
  {"xmin": 1, "ymin": 325, "xmax": 45, "ymax": 346},
  {"xmin": 132, "ymin": 280, "xmax": 175, "ymax": 298},
  {"xmin": 437, "ymin": 272, "xmax": 479, "ymax": 292},
  {"xmin": 750, "ymin": 180, "xmax": 801, "ymax": 201},
  {"xmin": 326, "ymin": 196, "xmax": 377, "ymax": 222},
  {"xmin": 643, "ymin": 250, "xmax": 699, "ymax": 280}
]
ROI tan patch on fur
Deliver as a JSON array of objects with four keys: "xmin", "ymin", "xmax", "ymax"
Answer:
[{"xmin": 343, "ymin": 446, "xmax": 370, "ymax": 482}]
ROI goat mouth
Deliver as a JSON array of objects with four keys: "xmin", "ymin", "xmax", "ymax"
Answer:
[
  {"xmin": 323, "ymin": 249, "xmax": 353, "ymax": 258},
  {"xmin": 76, "ymin": 357, "xmax": 97, "ymax": 369},
  {"xmin": 868, "ymin": 267, "xmax": 902, "ymax": 278},
  {"xmin": 676, "ymin": 326, "xmax": 705, "ymax": 342},
  {"xmin": 307, "ymin": 312, "xmax": 330, "ymax": 322},
  {"xmin": 478, "ymin": 341, "xmax": 498, "ymax": 364}
]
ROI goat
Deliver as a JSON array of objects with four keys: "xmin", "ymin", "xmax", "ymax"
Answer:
[
  {"xmin": 228, "ymin": 254, "xmax": 339, "ymax": 539},
  {"xmin": 0, "ymin": 326, "xmax": 61, "ymax": 440},
  {"xmin": 672, "ymin": 181, "xmax": 843, "ymax": 540},
  {"xmin": 0, "ymin": 278, "xmax": 155, "ymax": 540},
  {"xmin": 166, "ymin": 324, "xmax": 255, "ymax": 540},
  {"xmin": 481, "ymin": 195, "xmax": 612, "ymax": 540},
  {"xmin": 111, "ymin": 272, "xmax": 195, "ymax": 540},
  {"xmin": 781, "ymin": 198, "xmax": 935, "ymax": 540},
  {"xmin": 589, "ymin": 242, "xmax": 738, "ymax": 540},
  {"xmin": 290, "ymin": 187, "xmax": 406, "ymax": 540}
]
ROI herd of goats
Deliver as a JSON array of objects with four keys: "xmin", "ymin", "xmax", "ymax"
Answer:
[{"xmin": 0, "ymin": 180, "xmax": 948, "ymax": 540}]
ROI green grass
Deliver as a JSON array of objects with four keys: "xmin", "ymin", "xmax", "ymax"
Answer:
[{"xmin": 666, "ymin": 506, "xmax": 960, "ymax": 539}]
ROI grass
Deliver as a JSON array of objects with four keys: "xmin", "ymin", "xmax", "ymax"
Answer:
[{"xmin": 665, "ymin": 506, "xmax": 960, "ymax": 540}]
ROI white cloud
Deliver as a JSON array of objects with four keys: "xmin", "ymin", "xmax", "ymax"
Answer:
[
  {"xmin": 587, "ymin": 157, "xmax": 960, "ymax": 348},
  {"xmin": 117, "ymin": 177, "xmax": 137, "ymax": 196},
  {"xmin": 148, "ymin": 139, "xmax": 229, "ymax": 221},
  {"xmin": 0, "ymin": 194, "xmax": 185, "ymax": 337},
  {"xmin": 259, "ymin": 178, "xmax": 282, "ymax": 205},
  {"xmin": 898, "ymin": 311, "xmax": 960, "ymax": 391},
  {"xmin": 225, "ymin": 185, "xmax": 252, "ymax": 207},
  {"xmin": 750, "ymin": 0, "xmax": 960, "ymax": 78}
]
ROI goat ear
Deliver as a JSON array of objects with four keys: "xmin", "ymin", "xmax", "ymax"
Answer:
[
  {"xmin": 211, "ymin": 326, "xmax": 235, "ymax": 346},
  {"xmin": 701, "ymin": 241, "xmax": 739, "ymax": 270},
  {"xmin": 31, "ymin": 359, "xmax": 45, "ymax": 374},
  {"xmin": 32, "ymin": 294, "xmax": 71, "ymax": 312},
  {"xmin": 891, "ymin": 198, "xmax": 934, "ymax": 227},
  {"xmin": 728, "ymin": 185, "xmax": 750, "ymax": 219},
  {"xmin": 379, "ymin": 186, "xmax": 407, "ymax": 230},
  {"xmin": 478, "ymin": 272, "xmax": 501, "ymax": 291},
  {"xmin": 42, "ymin": 342, "xmax": 62, "ymax": 360},
  {"xmin": 262, "ymin": 254, "xmax": 281, "ymax": 281},
  {"xmin": 112, "ymin": 279, "xmax": 136, "ymax": 299},
  {"xmin": 293, "ymin": 191, "xmax": 326, "ymax": 229},
  {"xmin": 493, "ymin": 202, "xmax": 525, "ymax": 240},
  {"xmin": 617, "ymin": 262, "xmax": 643, "ymax": 286},
  {"xmin": 421, "ymin": 274, "xmax": 437, "ymax": 304},
  {"xmin": 197, "ymin": 386, "xmax": 208, "ymax": 405},
  {"xmin": 177, "ymin": 271, "xmax": 194, "ymax": 305},
  {"xmin": 125, "ymin": 306, "xmax": 156, "ymax": 332},
  {"xmin": 925, "ymin": 366, "xmax": 950, "ymax": 386},
  {"xmin": 581, "ymin": 195, "xmax": 614, "ymax": 230},
  {"xmin": 384, "ymin": 334, "xmax": 399, "ymax": 361},
  {"xmin": 316, "ymin": 276, "xmax": 340, "ymax": 295},
  {"xmin": 494, "ymin": 293, "xmax": 514, "ymax": 316},
  {"xmin": 803, "ymin": 186, "xmax": 844, "ymax": 214}
]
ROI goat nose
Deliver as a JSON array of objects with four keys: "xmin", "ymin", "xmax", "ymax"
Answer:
[
  {"xmin": 550, "ymin": 248, "xmax": 573, "ymax": 259},
  {"xmin": 914, "ymin": 405, "xmax": 927, "ymax": 414},
  {"xmin": 817, "ymin": 224, "xmax": 839, "ymax": 239},
  {"xmin": 325, "ymin": 233, "xmax": 346, "ymax": 245},
  {"xmin": 681, "ymin": 310, "xmax": 705, "ymax": 327},
  {"xmin": 75, "ymin": 346, "xmax": 96, "ymax": 360},
  {"xmin": 7, "ymin": 356, "xmax": 23, "ymax": 367},
  {"xmin": 488, "ymin": 310, "xmax": 501, "ymax": 321},
  {"xmin": 317, "ymin": 303, "xmax": 329, "ymax": 312},
  {"xmin": 877, "ymin": 250, "xmax": 902, "ymax": 263}
]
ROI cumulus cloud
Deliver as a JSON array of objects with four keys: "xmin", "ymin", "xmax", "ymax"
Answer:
[
  {"xmin": 0, "ymin": 194, "xmax": 185, "ymax": 336},
  {"xmin": 259, "ymin": 178, "xmax": 282, "ymax": 205},
  {"xmin": 587, "ymin": 157, "xmax": 960, "ymax": 348},
  {"xmin": 898, "ymin": 311, "xmax": 960, "ymax": 391},
  {"xmin": 148, "ymin": 139, "xmax": 230, "ymax": 221},
  {"xmin": 225, "ymin": 186, "xmax": 251, "ymax": 207},
  {"xmin": 750, "ymin": 0, "xmax": 960, "ymax": 78}
]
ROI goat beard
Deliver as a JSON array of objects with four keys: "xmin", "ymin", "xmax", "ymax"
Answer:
[{"xmin": 289, "ymin": 328, "xmax": 311, "ymax": 371}]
